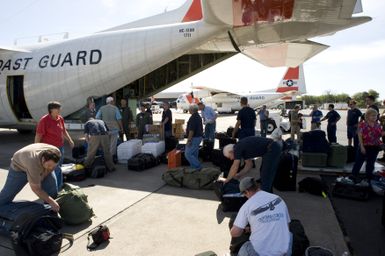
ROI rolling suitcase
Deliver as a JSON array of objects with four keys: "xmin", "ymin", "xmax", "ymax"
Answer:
[
  {"xmin": 347, "ymin": 145, "xmax": 356, "ymax": 163},
  {"xmin": 327, "ymin": 143, "xmax": 347, "ymax": 168},
  {"xmin": 199, "ymin": 140, "xmax": 214, "ymax": 161},
  {"xmin": 274, "ymin": 153, "xmax": 298, "ymax": 191},
  {"xmin": 165, "ymin": 136, "xmax": 178, "ymax": 152},
  {"xmin": 302, "ymin": 130, "xmax": 329, "ymax": 153},
  {"xmin": 210, "ymin": 149, "xmax": 223, "ymax": 167}
]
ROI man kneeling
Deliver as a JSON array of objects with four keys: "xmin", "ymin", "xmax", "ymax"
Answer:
[
  {"xmin": 231, "ymin": 177, "xmax": 291, "ymax": 256},
  {"xmin": 0, "ymin": 143, "xmax": 61, "ymax": 212}
]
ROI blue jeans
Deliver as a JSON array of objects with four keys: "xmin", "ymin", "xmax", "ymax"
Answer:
[
  {"xmin": 185, "ymin": 137, "xmax": 202, "ymax": 169},
  {"xmin": 260, "ymin": 120, "xmax": 268, "ymax": 138},
  {"xmin": 54, "ymin": 146, "xmax": 64, "ymax": 190},
  {"xmin": 204, "ymin": 122, "xmax": 216, "ymax": 142},
  {"xmin": 0, "ymin": 167, "xmax": 58, "ymax": 206},
  {"xmin": 327, "ymin": 124, "xmax": 337, "ymax": 143},
  {"xmin": 260, "ymin": 141, "xmax": 282, "ymax": 192},
  {"xmin": 352, "ymin": 145, "xmax": 380, "ymax": 180}
]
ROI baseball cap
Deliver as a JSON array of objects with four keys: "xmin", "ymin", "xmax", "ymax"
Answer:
[{"xmin": 239, "ymin": 177, "xmax": 256, "ymax": 194}]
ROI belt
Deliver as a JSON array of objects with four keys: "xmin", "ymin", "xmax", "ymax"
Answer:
[{"xmin": 90, "ymin": 132, "xmax": 108, "ymax": 136}]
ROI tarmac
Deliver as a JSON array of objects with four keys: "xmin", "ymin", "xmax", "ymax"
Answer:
[{"xmin": 0, "ymin": 109, "xmax": 368, "ymax": 256}]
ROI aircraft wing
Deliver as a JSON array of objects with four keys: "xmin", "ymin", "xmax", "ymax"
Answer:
[
  {"xmin": 0, "ymin": 46, "xmax": 30, "ymax": 54},
  {"xmin": 192, "ymin": 85, "xmax": 238, "ymax": 96}
]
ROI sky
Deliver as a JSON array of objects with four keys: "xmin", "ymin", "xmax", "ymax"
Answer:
[{"xmin": 0, "ymin": 0, "xmax": 384, "ymax": 99}]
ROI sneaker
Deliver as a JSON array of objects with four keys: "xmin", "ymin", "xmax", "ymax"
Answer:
[
  {"xmin": 356, "ymin": 179, "xmax": 369, "ymax": 187},
  {"xmin": 341, "ymin": 177, "xmax": 354, "ymax": 185}
]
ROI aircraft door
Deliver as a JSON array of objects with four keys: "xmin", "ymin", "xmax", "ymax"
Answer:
[{"xmin": 6, "ymin": 75, "xmax": 32, "ymax": 120}]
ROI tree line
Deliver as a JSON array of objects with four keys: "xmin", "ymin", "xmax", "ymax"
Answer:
[{"xmin": 301, "ymin": 90, "xmax": 381, "ymax": 108}]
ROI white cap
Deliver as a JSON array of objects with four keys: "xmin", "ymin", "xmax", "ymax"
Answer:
[
  {"xmin": 106, "ymin": 97, "xmax": 114, "ymax": 104},
  {"xmin": 223, "ymin": 144, "xmax": 234, "ymax": 158}
]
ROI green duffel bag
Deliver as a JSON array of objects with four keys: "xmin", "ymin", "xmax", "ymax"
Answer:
[
  {"xmin": 56, "ymin": 183, "xmax": 95, "ymax": 225},
  {"xmin": 162, "ymin": 167, "xmax": 221, "ymax": 190}
]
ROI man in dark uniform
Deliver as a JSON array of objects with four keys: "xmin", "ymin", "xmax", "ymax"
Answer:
[
  {"xmin": 119, "ymin": 98, "xmax": 133, "ymax": 141},
  {"xmin": 161, "ymin": 102, "xmax": 173, "ymax": 138},
  {"xmin": 221, "ymin": 136, "xmax": 282, "ymax": 192},
  {"xmin": 232, "ymin": 97, "xmax": 256, "ymax": 140},
  {"xmin": 321, "ymin": 104, "xmax": 341, "ymax": 143},
  {"xmin": 185, "ymin": 104, "xmax": 203, "ymax": 170}
]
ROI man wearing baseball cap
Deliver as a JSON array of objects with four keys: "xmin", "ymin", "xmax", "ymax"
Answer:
[
  {"xmin": 231, "ymin": 177, "xmax": 291, "ymax": 256},
  {"xmin": 221, "ymin": 136, "xmax": 282, "ymax": 192}
]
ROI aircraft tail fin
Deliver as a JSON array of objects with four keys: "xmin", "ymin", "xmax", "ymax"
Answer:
[{"xmin": 276, "ymin": 65, "xmax": 306, "ymax": 95}]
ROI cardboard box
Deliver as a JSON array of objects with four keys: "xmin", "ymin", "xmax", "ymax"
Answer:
[
  {"xmin": 147, "ymin": 124, "xmax": 164, "ymax": 140},
  {"xmin": 175, "ymin": 119, "xmax": 185, "ymax": 125}
]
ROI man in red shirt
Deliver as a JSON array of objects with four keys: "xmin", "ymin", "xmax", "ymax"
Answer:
[{"xmin": 35, "ymin": 101, "xmax": 74, "ymax": 189}]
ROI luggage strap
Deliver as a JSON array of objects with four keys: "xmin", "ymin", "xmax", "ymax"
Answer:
[{"xmin": 168, "ymin": 172, "xmax": 184, "ymax": 187}]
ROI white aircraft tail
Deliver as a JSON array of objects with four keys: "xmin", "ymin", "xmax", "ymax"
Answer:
[{"xmin": 275, "ymin": 65, "xmax": 306, "ymax": 95}]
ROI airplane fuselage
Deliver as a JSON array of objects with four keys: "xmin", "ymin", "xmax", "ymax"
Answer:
[
  {"xmin": 0, "ymin": 21, "xmax": 225, "ymax": 126},
  {"xmin": 203, "ymin": 92, "xmax": 284, "ymax": 112}
]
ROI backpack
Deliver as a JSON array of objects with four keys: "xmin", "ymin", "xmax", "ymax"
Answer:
[
  {"xmin": 305, "ymin": 246, "xmax": 335, "ymax": 256},
  {"xmin": 290, "ymin": 219, "xmax": 310, "ymax": 256},
  {"xmin": 298, "ymin": 177, "xmax": 328, "ymax": 197},
  {"xmin": 56, "ymin": 183, "xmax": 95, "ymax": 225},
  {"xmin": 162, "ymin": 167, "xmax": 221, "ymax": 190},
  {"xmin": 88, "ymin": 156, "xmax": 107, "ymax": 178},
  {"xmin": 0, "ymin": 201, "xmax": 73, "ymax": 256}
]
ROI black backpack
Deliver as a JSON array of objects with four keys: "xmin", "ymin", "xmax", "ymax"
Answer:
[
  {"xmin": 290, "ymin": 219, "xmax": 310, "ymax": 256},
  {"xmin": 0, "ymin": 201, "xmax": 73, "ymax": 256}
]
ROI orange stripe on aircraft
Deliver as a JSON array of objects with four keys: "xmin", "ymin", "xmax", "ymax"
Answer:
[
  {"xmin": 182, "ymin": 0, "xmax": 203, "ymax": 22},
  {"xmin": 276, "ymin": 86, "xmax": 299, "ymax": 93},
  {"xmin": 283, "ymin": 67, "xmax": 299, "ymax": 80}
]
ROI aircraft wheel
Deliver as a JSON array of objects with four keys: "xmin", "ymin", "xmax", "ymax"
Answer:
[{"xmin": 266, "ymin": 120, "xmax": 277, "ymax": 134}]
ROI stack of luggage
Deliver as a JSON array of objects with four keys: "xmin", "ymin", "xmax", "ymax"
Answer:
[{"xmin": 301, "ymin": 130, "xmax": 329, "ymax": 167}]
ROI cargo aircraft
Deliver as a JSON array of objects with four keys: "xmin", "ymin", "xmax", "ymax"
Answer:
[
  {"xmin": 0, "ymin": 0, "xmax": 370, "ymax": 132},
  {"xmin": 176, "ymin": 65, "xmax": 306, "ymax": 113}
]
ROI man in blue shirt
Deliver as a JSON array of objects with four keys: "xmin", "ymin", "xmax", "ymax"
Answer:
[
  {"xmin": 346, "ymin": 100, "xmax": 362, "ymax": 148},
  {"xmin": 96, "ymin": 97, "xmax": 122, "ymax": 158},
  {"xmin": 185, "ymin": 104, "xmax": 203, "ymax": 170},
  {"xmin": 309, "ymin": 105, "xmax": 323, "ymax": 130},
  {"xmin": 232, "ymin": 97, "xmax": 256, "ymax": 140},
  {"xmin": 321, "ymin": 104, "xmax": 341, "ymax": 143},
  {"xmin": 198, "ymin": 102, "xmax": 217, "ymax": 142}
]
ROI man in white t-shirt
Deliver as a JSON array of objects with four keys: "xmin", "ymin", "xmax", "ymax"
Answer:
[{"xmin": 231, "ymin": 177, "xmax": 291, "ymax": 256}]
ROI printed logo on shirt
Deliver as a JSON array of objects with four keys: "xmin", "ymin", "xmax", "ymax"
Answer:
[{"xmin": 251, "ymin": 197, "xmax": 284, "ymax": 223}]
